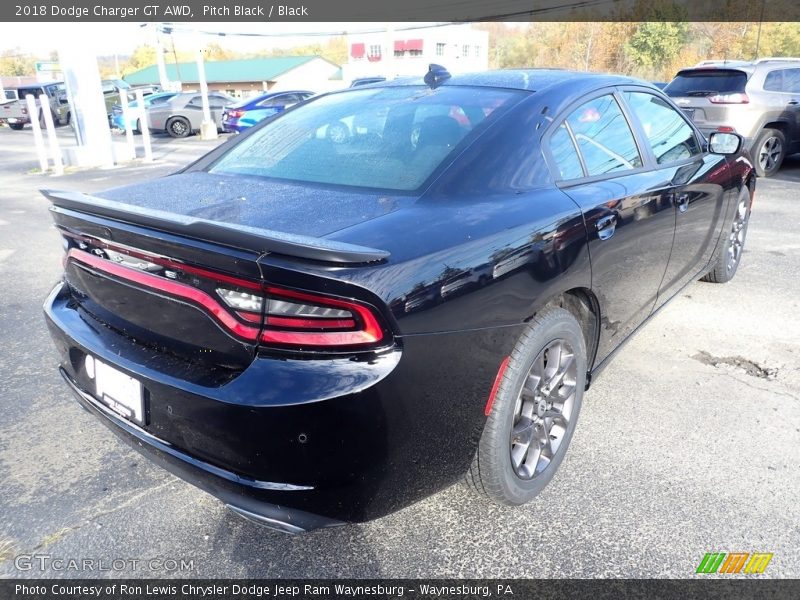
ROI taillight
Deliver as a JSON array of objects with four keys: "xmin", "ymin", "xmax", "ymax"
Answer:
[
  {"xmin": 717, "ymin": 126, "xmax": 736, "ymax": 133},
  {"xmin": 708, "ymin": 93, "xmax": 749, "ymax": 104},
  {"xmin": 226, "ymin": 109, "xmax": 244, "ymax": 119},
  {"xmin": 65, "ymin": 239, "xmax": 388, "ymax": 352},
  {"xmin": 260, "ymin": 286, "xmax": 385, "ymax": 347},
  {"xmin": 22, "ymin": 107, "xmax": 28, "ymax": 115}
]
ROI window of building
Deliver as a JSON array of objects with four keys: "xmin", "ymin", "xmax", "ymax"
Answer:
[
  {"xmin": 474, "ymin": 46, "xmax": 481, "ymax": 58},
  {"xmin": 564, "ymin": 94, "xmax": 642, "ymax": 176},
  {"xmin": 368, "ymin": 45, "xmax": 382, "ymax": 59},
  {"xmin": 436, "ymin": 43, "xmax": 446, "ymax": 56},
  {"xmin": 462, "ymin": 45, "xmax": 470, "ymax": 58},
  {"xmin": 408, "ymin": 49, "xmax": 423, "ymax": 57}
]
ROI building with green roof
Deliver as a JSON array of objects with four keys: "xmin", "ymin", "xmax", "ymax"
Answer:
[{"xmin": 124, "ymin": 56, "xmax": 342, "ymax": 98}]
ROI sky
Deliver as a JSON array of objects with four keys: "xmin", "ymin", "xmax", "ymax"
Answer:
[{"xmin": 0, "ymin": 22, "xmax": 447, "ymax": 57}]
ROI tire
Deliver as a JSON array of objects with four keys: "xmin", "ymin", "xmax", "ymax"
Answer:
[
  {"xmin": 701, "ymin": 187, "xmax": 752, "ymax": 284},
  {"xmin": 134, "ymin": 119, "xmax": 141, "ymax": 135},
  {"xmin": 467, "ymin": 307, "xmax": 587, "ymax": 506},
  {"xmin": 753, "ymin": 128, "xmax": 786, "ymax": 177},
  {"xmin": 166, "ymin": 116, "xmax": 191, "ymax": 138},
  {"xmin": 9, "ymin": 123, "xmax": 24, "ymax": 130}
]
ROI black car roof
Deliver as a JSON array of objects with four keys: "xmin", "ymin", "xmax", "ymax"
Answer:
[{"xmin": 382, "ymin": 68, "xmax": 649, "ymax": 93}]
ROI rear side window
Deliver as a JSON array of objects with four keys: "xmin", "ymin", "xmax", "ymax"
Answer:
[
  {"xmin": 664, "ymin": 70, "xmax": 748, "ymax": 96},
  {"xmin": 549, "ymin": 123, "xmax": 584, "ymax": 180},
  {"xmin": 209, "ymin": 86, "xmax": 523, "ymax": 191},
  {"xmin": 624, "ymin": 92, "xmax": 701, "ymax": 164},
  {"xmin": 565, "ymin": 95, "xmax": 642, "ymax": 177},
  {"xmin": 765, "ymin": 68, "xmax": 800, "ymax": 93}
]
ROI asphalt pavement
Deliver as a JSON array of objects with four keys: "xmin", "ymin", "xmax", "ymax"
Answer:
[{"xmin": 0, "ymin": 125, "xmax": 798, "ymax": 579}]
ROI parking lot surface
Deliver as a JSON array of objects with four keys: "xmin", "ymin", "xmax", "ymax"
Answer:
[{"xmin": 1, "ymin": 126, "xmax": 798, "ymax": 578}]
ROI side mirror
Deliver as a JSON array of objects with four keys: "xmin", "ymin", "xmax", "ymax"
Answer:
[{"xmin": 708, "ymin": 131, "xmax": 743, "ymax": 155}]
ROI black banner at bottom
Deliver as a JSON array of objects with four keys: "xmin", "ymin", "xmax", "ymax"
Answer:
[{"xmin": 2, "ymin": 579, "xmax": 800, "ymax": 600}]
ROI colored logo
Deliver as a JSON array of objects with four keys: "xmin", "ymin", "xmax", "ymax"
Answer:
[{"xmin": 696, "ymin": 552, "xmax": 773, "ymax": 574}]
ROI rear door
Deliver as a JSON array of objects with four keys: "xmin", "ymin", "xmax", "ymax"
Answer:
[
  {"xmin": 545, "ymin": 90, "xmax": 676, "ymax": 364},
  {"xmin": 619, "ymin": 89, "xmax": 729, "ymax": 307}
]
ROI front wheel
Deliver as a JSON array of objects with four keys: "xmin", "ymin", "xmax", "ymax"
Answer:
[
  {"xmin": 701, "ymin": 187, "xmax": 752, "ymax": 284},
  {"xmin": 467, "ymin": 307, "xmax": 587, "ymax": 506},
  {"xmin": 9, "ymin": 123, "xmax": 24, "ymax": 130},
  {"xmin": 754, "ymin": 128, "xmax": 786, "ymax": 177},
  {"xmin": 166, "ymin": 116, "xmax": 191, "ymax": 138}
]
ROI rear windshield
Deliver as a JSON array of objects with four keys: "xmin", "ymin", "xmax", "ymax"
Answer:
[
  {"xmin": 209, "ymin": 85, "xmax": 524, "ymax": 191},
  {"xmin": 664, "ymin": 70, "xmax": 748, "ymax": 97}
]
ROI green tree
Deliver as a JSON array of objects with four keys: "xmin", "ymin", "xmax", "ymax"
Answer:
[
  {"xmin": 0, "ymin": 48, "xmax": 36, "ymax": 77},
  {"xmin": 626, "ymin": 21, "xmax": 689, "ymax": 75}
]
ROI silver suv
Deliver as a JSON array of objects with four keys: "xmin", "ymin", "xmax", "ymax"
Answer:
[{"xmin": 664, "ymin": 58, "xmax": 800, "ymax": 177}]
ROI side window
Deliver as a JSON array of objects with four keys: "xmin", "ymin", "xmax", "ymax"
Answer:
[
  {"xmin": 565, "ymin": 94, "xmax": 642, "ymax": 176},
  {"xmin": 764, "ymin": 70, "xmax": 783, "ymax": 92},
  {"xmin": 188, "ymin": 96, "xmax": 203, "ymax": 107},
  {"xmin": 784, "ymin": 69, "xmax": 800, "ymax": 94},
  {"xmin": 549, "ymin": 123, "xmax": 584, "ymax": 180},
  {"xmin": 623, "ymin": 91, "xmax": 701, "ymax": 164}
]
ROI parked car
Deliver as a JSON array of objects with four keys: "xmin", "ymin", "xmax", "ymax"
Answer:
[
  {"xmin": 0, "ymin": 81, "xmax": 70, "ymax": 130},
  {"xmin": 664, "ymin": 57, "xmax": 800, "ymax": 176},
  {"xmin": 146, "ymin": 91, "xmax": 235, "ymax": 138},
  {"xmin": 221, "ymin": 90, "xmax": 314, "ymax": 133},
  {"xmin": 43, "ymin": 68, "xmax": 754, "ymax": 532},
  {"xmin": 111, "ymin": 92, "xmax": 178, "ymax": 132},
  {"xmin": 350, "ymin": 76, "xmax": 387, "ymax": 87}
]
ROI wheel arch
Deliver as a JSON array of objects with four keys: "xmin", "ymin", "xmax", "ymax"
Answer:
[{"xmin": 535, "ymin": 287, "xmax": 601, "ymax": 384}]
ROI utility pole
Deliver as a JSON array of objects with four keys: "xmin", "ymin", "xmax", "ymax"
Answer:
[{"xmin": 196, "ymin": 48, "xmax": 217, "ymax": 140}]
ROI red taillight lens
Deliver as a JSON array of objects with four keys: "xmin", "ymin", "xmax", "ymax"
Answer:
[
  {"xmin": 260, "ymin": 286, "xmax": 385, "ymax": 347},
  {"xmin": 66, "ymin": 241, "xmax": 388, "ymax": 351},
  {"xmin": 717, "ymin": 126, "xmax": 736, "ymax": 133},
  {"xmin": 708, "ymin": 93, "xmax": 749, "ymax": 104},
  {"xmin": 226, "ymin": 109, "xmax": 244, "ymax": 119}
]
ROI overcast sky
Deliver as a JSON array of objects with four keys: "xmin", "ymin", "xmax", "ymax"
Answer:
[{"xmin": 1, "ymin": 22, "xmax": 448, "ymax": 57}]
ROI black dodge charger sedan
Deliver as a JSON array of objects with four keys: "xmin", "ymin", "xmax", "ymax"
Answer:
[{"xmin": 44, "ymin": 67, "xmax": 755, "ymax": 532}]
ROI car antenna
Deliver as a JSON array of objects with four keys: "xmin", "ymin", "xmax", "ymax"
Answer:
[{"xmin": 424, "ymin": 64, "xmax": 451, "ymax": 89}]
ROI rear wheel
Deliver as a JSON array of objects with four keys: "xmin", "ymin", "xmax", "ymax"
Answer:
[
  {"xmin": 701, "ymin": 187, "xmax": 752, "ymax": 283},
  {"xmin": 467, "ymin": 307, "xmax": 587, "ymax": 505},
  {"xmin": 134, "ymin": 119, "xmax": 142, "ymax": 134},
  {"xmin": 167, "ymin": 116, "xmax": 191, "ymax": 138},
  {"xmin": 754, "ymin": 128, "xmax": 786, "ymax": 177},
  {"xmin": 9, "ymin": 123, "xmax": 24, "ymax": 131}
]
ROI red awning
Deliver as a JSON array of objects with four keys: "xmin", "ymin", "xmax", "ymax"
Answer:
[
  {"xmin": 406, "ymin": 39, "xmax": 423, "ymax": 51},
  {"xmin": 350, "ymin": 43, "xmax": 365, "ymax": 58},
  {"xmin": 394, "ymin": 40, "xmax": 406, "ymax": 52}
]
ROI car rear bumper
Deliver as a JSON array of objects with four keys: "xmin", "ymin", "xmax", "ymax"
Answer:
[{"xmin": 44, "ymin": 281, "xmax": 520, "ymax": 525}]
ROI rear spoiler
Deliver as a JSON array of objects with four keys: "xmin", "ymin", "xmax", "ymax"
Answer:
[{"xmin": 41, "ymin": 189, "xmax": 390, "ymax": 265}]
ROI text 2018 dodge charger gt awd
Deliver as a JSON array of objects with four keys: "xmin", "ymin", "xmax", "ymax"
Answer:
[{"xmin": 44, "ymin": 68, "xmax": 755, "ymax": 532}]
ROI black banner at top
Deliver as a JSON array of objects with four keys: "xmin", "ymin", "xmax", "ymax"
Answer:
[{"xmin": 1, "ymin": 0, "xmax": 799, "ymax": 22}]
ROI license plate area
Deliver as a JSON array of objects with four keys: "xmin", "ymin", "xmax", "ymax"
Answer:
[
  {"xmin": 681, "ymin": 108, "xmax": 695, "ymax": 120},
  {"xmin": 86, "ymin": 355, "xmax": 145, "ymax": 425}
]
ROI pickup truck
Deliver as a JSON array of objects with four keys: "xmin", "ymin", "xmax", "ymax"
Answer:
[{"xmin": 0, "ymin": 82, "xmax": 70, "ymax": 130}]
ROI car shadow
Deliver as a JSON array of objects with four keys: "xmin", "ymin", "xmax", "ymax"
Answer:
[{"xmin": 773, "ymin": 153, "xmax": 800, "ymax": 183}]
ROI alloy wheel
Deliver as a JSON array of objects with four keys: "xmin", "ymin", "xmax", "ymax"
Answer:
[
  {"xmin": 759, "ymin": 136, "xmax": 782, "ymax": 173},
  {"xmin": 727, "ymin": 196, "xmax": 749, "ymax": 272},
  {"xmin": 171, "ymin": 120, "xmax": 187, "ymax": 136},
  {"xmin": 510, "ymin": 339, "xmax": 577, "ymax": 480}
]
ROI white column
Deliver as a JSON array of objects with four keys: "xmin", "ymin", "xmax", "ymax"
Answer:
[
  {"xmin": 196, "ymin": 49, "xmax": 217, "ymax": 140},
  {"xmin": 136, "ymin": 89, "xmax": 153, "ymax": 162},
  {"xmin": 120, "ymin": 90, "xmax": 135, "ymax": 156},
  {"xmin": 155, "ymin": 34, "xmax": 171, "ymax": 91},
  {"xmin": 25, "ymin": 94, "xmax": 48, "ymax": 173},
  {"xmin": 39, "ymin": 95, "xmax": 64, "ymax": 175},
  {"xmin": 57, "ymin": 27, "xmax": 114, "ymax": 168}
]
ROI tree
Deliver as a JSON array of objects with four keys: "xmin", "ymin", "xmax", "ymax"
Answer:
[
  {"xmin": 626, "ymin": 21, "xmax": 689, "ymax": 77},
  {"xmin": 0, "ymin": 48, "xmax": 36, "ymax": 77}
]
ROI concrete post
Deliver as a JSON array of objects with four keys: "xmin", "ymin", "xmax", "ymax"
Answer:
[
  {"xmin": 57, "ymin": 31, "xmax": 115, "ymax": 168},
  {"xmin": 120, "ymin": 90, "xmax": 135, "ymax": 156},
  {"xmin": 196, "ymin": 49, "xmax": 217, "ymax": 140},
  {"xmin": 156, "ymin": 34, "xmax": 171, "ymax": 91},
  {"xmin": 136, "ymin": 89, "xmax": 153, "ymax": 162},
  {"xmin": 25, "ymin": 94, "xmax": 48, "ymax": 173},
  {"xmin": 39, "ymin": 95, "xmax": 64, "ymax": 175}
]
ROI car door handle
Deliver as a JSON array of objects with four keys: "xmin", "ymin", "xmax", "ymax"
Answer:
[
  {"xmin": 672, "ymin": 193, "xmax": 690, "ymax": 213},
  {"xmin": 596, "ymin": 214, "xmax": 617, "ymax": 240},
  {"xmin": 788, "ymin": 99, "xmax": 799, "ymax": 105}
]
